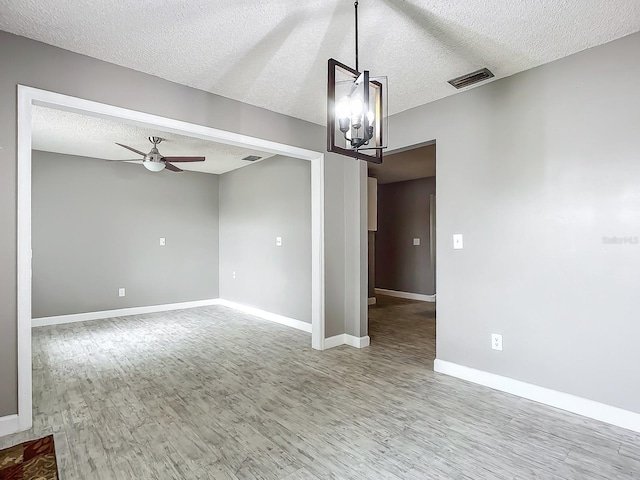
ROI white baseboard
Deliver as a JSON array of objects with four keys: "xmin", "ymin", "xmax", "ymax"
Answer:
[
  {"xmin": 0, "ymin": 414, "xmax": 20, "ymax": 438},
  {"xmin": 215, "ymin": 299, "xmax": 312, "ymax": 333},
  {"xmin": 32, "ymin": 298, "xmax": 313, "ymax": 335},
  {"xmin": 324, "ymin": 334, "xmax": 346, "ymax": 349},
  {"xmin": 324, "ymin": 334, "xmax": 370, "ymax": 349},
  {"xmin": 345, "ymin": 334, "xmax": 370, "ymax": 348},
  {"xmin": 367, "ymin": 297, "xmax": 377, "ymax": 305},
  {"xmin": 434, "ymin": 359, "xmax": 640, "ymax": 434},
  {"xmin": 32, "ymin": 299, "xmax": 221, "ymax": 327},
  {"xmin": 375, "ymin": 288, "xmax": 436, "ymax": 302}
]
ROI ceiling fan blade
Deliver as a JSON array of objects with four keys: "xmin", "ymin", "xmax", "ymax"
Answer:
[
  {"xmin": 162, "ymin": 156, "xmax": 205, "ymax": 162},
  {"xmin": 164, "ymin": 162, "xmax": 183, "ymax": 172},
  {"xmin": 106, "ymin": 158, "xmax": 142, "ymax": 162},
  {"xmin": 115, "ymin": 143, "xmax": 147, "ymax": 156}
]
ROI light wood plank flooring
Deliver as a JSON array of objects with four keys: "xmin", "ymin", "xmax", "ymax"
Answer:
[
  {"xmin": 2, "ymin": 299, "xmax": 639, "ymax": 479},
  {"xmin": 368, "ymin": 294, "xmax": 436, "ymax": 362}
]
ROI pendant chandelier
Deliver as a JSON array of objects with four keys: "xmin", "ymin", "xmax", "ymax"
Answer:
[{"xmin": 327, "ymin": 1, "xmax": 388, "ymax": 164}]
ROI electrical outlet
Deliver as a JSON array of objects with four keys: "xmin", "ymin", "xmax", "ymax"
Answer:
[
  {"xmin": 276, "ymin": 236, "xmax": 283, "ymax": 246},
  {"xmin": 159, "ymin": 237, "xmax": 166, "ymax": 246},
  {"xmin": 118, "ymin": 288, "xmax": 126, "ymax": 297},
  {"xmin": 232, "ymin": 271, "xmax": 236, "ymax": 279},
  {"xmin": 492, "ymin": 333, "xmax": 503, "ymax": 351}
]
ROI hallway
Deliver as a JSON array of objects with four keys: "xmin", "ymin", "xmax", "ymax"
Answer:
[{"xmin": 368, "ymin": 295, "xmax": 436, "ymax": 364}]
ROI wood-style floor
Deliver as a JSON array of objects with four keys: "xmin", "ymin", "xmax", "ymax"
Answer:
[
  {"xmin": 2, "ymin": 297, "xmax": 640, "ymax": 479},
  {"xmin": 368, "ymin": 295, "xmax": 436, "ymax": 363}
]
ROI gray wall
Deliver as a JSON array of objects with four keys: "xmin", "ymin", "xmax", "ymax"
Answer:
[
  {"xmin": 0, "ymin": 31, "xmax": 364, "ymax": 417},
  {"xmin": 388, "ymin": 32, "xmax": 640, "ymax": 413},
  {"xmin": 347, "ymin": 160, "xmax": 369, "ymax": 338},
  {"xmin": 375, "ymin": 177, "xmax": 436, "ymax": 296},
  {"xmin": 32, "ymin": 151, "xmax": 219, "ymax": 318},
  {"xmin": 219, "ymin": 156, "xmax": 311, "ymax": 322}
]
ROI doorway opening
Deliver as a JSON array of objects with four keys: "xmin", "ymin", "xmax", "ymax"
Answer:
[
  {"xmin": 366, "ymin": 141, "xmax": 437, "ymax": 364},
  {"xmin": 16, "ymin": 86, "xmax": 326, "ymax": 433}
]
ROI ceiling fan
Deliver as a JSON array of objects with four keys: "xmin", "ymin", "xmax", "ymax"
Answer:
[{"xmin": 113, "ymin": 136, "xmax": 205, "ymax": 172}]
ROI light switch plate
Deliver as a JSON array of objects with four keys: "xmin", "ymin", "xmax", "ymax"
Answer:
[
  {"xmin": 160, "ymin": 237, "xmax": 166, "ymax": 246},
  {"xmin": 276, "ymin": 236, "xmax": 282, "ymax": 246},
  {"xmin": 413, "ymin": 238, "xmax": 420, "ymax": 246},
  {"xmin": 453, "ymin": 234, "xmax": 464, "ymax": 249},
  {"xmin": 118, "ymin": 288, "xmax": 126, "ymax": 297}
]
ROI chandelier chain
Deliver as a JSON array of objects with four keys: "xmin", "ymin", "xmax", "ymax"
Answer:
[{"xmin": 354, "ymin": 1, "xmax": 359, "ymax": 72}]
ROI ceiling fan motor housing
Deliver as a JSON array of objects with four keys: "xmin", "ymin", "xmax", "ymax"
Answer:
[{"xmin": 146, "ymin": 146, "xmax": 163, "ymax": 163}]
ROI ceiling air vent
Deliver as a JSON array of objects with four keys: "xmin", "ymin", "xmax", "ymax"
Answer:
[
  {"xmin": 242, "ymin": 155, "xmax": 262, "ymax": 162},
  {"xmin": 448, "ymin": 68, "xmax": 494, "ymax": 89}
]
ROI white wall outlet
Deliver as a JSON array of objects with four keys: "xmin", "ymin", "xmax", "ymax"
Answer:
[
  {"xmin": 492, "ymin": 333, "xmax": 503, "ymax": 351},
  {"xmin": 159, "ymin": 237, "xmax": 166, "ymax": 246},
  {"xmin": 276, "ymin": 236, "xmax": 283, "ymax": 246},
  {"xmin": 453, "ymin": 233, "xmax": 464, "ymax": 250},
  {"xmin": 118, "ymin": 288, "xmax": 126, "ymax": 297},
  {"xmin": 413, "ymin": 238, "xmax": 421, "ymax": 246},
  {"xmin": 232, "ymin": 271, "xmax": 236, "ymax": 279}
]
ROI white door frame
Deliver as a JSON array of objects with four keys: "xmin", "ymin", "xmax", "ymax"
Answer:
[{"xmin": 16, "ymin": 85, "xmax": 326, "ymax": 432}]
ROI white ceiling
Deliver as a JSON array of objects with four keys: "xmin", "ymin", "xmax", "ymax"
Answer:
[
  {"xmin": 32, "ymin": 106, "xmax": 275, "ymax": 174},
  {"xmin": 2, "ymin": 1, "xmax": 639, "ymax": 126}
]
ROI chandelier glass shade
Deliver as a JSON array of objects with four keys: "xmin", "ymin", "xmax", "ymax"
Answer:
[{"xmin": 328, "ymin": 59, "xmax": 387, "ymax": 163}]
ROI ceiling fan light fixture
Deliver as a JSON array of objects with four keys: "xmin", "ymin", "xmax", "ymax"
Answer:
[
  {"xmin": 143, "ymin": 160, "xmax": 165, "ymax": 172},
  {"xmin": 115, "ymin": 137, "xmax": 204, "ymax": 173}
]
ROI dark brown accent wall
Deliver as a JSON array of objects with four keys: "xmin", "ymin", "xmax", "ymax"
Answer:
[
  {"xmin": 375, "ymin": 177, "xmax": 436, "ymax": 296},
  {"xmin": 368, "ymin": 232, "xmax": 375, "ymax": 298}
]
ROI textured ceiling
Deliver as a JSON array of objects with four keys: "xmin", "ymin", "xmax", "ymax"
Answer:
[
  {"xmin": 32, "ymin": 106, "xmax": 275, "ymax": 174},
  {"xmin": 2, "ymin": 1, "xmax": 640, "ymax": 125},
  {"xmin": 368, "ymin": 143, "xmax": 435, "ymax": 184}
]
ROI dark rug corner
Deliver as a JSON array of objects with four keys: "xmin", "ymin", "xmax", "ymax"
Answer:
[{"xmin": 0, "ymin": 435, "xmax": 59, "ymax": 480}]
